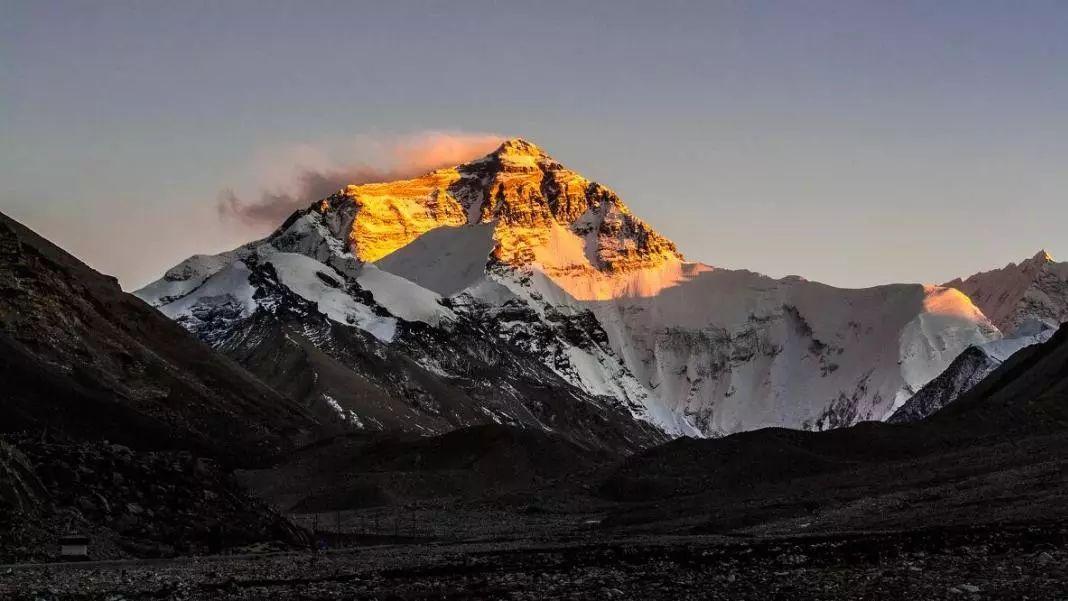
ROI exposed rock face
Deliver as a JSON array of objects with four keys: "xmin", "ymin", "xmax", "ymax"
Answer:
[
  {"xmin": 339, "ymin": 169, "xmax": 468, "ymax": 263},
  {"xmin": 139, "ymin": 139, "xmax": 1001, "ymax": 439},
  {"xmin": 888, "ymin": 346, "xmax": 1000, "ymax": 424},
  {"xmin": 945, "ymin": 250, "xmax": 1068, "ymax": 332},
  {"xmin": 317, "ymin": 138, "xmax": 682, "ymax": 273}
]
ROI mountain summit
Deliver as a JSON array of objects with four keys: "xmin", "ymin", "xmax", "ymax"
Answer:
[
  {"xmin": 138, "ymin": 139, "xmax": 1000, "ymax": 440},
  {"xmin": 313, "ymin": 137, "xmax": 682, "ymax": 277},
  {"xmin": 945, "ymin": 249, "xmax": 1068, "ymax": 332},
  {"xmin": 1033, "ymin": 249, "xmax": 1055, "ymax": 263}
]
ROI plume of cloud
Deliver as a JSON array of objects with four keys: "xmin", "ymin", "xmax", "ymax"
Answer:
[{"xmin": 218, "ymin": 131, "xmax": 504, "ymax": 228}]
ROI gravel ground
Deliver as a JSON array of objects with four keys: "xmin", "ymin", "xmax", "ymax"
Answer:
[{"xmin": 2, "ymin": 527, "xmax": 1065, "ymax": 600}]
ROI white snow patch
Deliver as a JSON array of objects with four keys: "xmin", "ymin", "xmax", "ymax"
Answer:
[
  {"xmin": 978, "ymin": 321, "xmax": 1055, "ymax": 362},
  {"xmin": 895, "ymin": 286, "xmax": 1000, "ymax": 412},
  {"xmin": 156, "ymin": 260, "xmax": 259, "ymax": 321},
  {"xmin": 263, "ymin": 250, "xmax": 397, "ymax": 343},
  {"xmin": 135, "ymin": 251, "xmax": 242, "ymax": 306},
  {"xmin": 356, "ymin": 264, "xmax": 456, "ymax": 326},
  {"xmin": 322, "ymin": 394, "xmax": 364, "ymax": 428}
]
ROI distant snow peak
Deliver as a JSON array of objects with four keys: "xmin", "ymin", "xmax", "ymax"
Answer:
[{"xmin": 945, "ymin": 249, "xmax": 1068, "ymax": 332}]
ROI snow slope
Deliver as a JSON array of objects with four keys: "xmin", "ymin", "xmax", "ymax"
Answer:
[
  {"xmin": 493, "ymin": 258, "xmax": 996, "ymax": 433},
  {"xmin": 355, "ymin": 264, "xmax": 456, "ymax": 326}
]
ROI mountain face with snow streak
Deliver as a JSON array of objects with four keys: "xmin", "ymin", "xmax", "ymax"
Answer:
[
  {"xmin": 138, "ymin": 138, "xmax": 1001, "ymax": 443},
  {"xmin": 136, "ymin": 239, "xmax": 664, "ymax": 453},
  {"xmin": 887, "ymin": 252, "xmax": 1068, "ymax": 424},
  {"xmin": 888, "ymin": 319, "xmax": 1056, "ymax": 423},
  {"xmin": 944, "ymin": 250, "xmax": 1068, "ymax": 333}
]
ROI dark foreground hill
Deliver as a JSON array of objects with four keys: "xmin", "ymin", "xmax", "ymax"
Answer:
[
  {"xmin": 238, "ymin": 324, "xmax": 1067, "ymax": 544},
  {"xmin": 0, "ymin": 212, "xmax": 325, "ymax": 561},
  {"xmin": 0, "ymin": 212, "xmax": 321, "ymax": 461},
  {"xmin": 239, "ymin": 423, "xmax": 617, "ymax": 513}
]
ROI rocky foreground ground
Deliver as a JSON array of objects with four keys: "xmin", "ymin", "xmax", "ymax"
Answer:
[{"xmin": 2, "ymin": 526, "xmax": 1065, "ymax": 600}]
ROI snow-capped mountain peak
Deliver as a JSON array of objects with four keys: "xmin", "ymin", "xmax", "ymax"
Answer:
[
  {"xmin": 304, "ymin": 139, "xmax": 684, "ymax": 279},
  {"xmin": 138, "ymin": 139, "xmax": 1006, "ymax": 442},
  {"xmin": 488, "ymin": 136, "xmax": 550, "ymax": 161}
]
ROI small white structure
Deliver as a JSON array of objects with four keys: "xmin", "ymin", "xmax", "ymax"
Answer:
[{"xmin": 59, "ymin": 535, "xmax": 89, "ymax": 559}]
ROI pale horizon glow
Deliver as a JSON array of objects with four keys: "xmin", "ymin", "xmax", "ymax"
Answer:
[{"xmin": 3, "ymin": 1, "xmax": 1067, "ymax": 290}]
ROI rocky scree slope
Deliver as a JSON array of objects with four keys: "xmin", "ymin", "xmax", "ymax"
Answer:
[{"xmin": 0, "ymin": 434, "xmax": 306, "ymax": 562}]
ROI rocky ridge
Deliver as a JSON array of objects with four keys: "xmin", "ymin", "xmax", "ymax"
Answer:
[{"xmin": 945, "ymin": 249, "xmax": 1068, "ymax": 332}]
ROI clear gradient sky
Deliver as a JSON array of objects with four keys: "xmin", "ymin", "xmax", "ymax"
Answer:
[{"xmin": 3, "ymin": 1, "xmax": 1067, "ymax": 290}]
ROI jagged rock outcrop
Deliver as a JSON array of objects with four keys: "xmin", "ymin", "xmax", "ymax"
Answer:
[{"xmin": 945, "ymin": 250, "xmax": 1068, "ymax": 332}]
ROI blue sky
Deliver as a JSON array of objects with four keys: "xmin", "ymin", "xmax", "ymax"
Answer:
[{"xmin": 3, "ymin": 1, "xmax": 1067, "ymax": 289}]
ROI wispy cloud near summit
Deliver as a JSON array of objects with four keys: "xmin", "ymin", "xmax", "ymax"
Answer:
[{"xmin": 218, "ymin": 131, "xmax": 504, "ymax": 227}]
